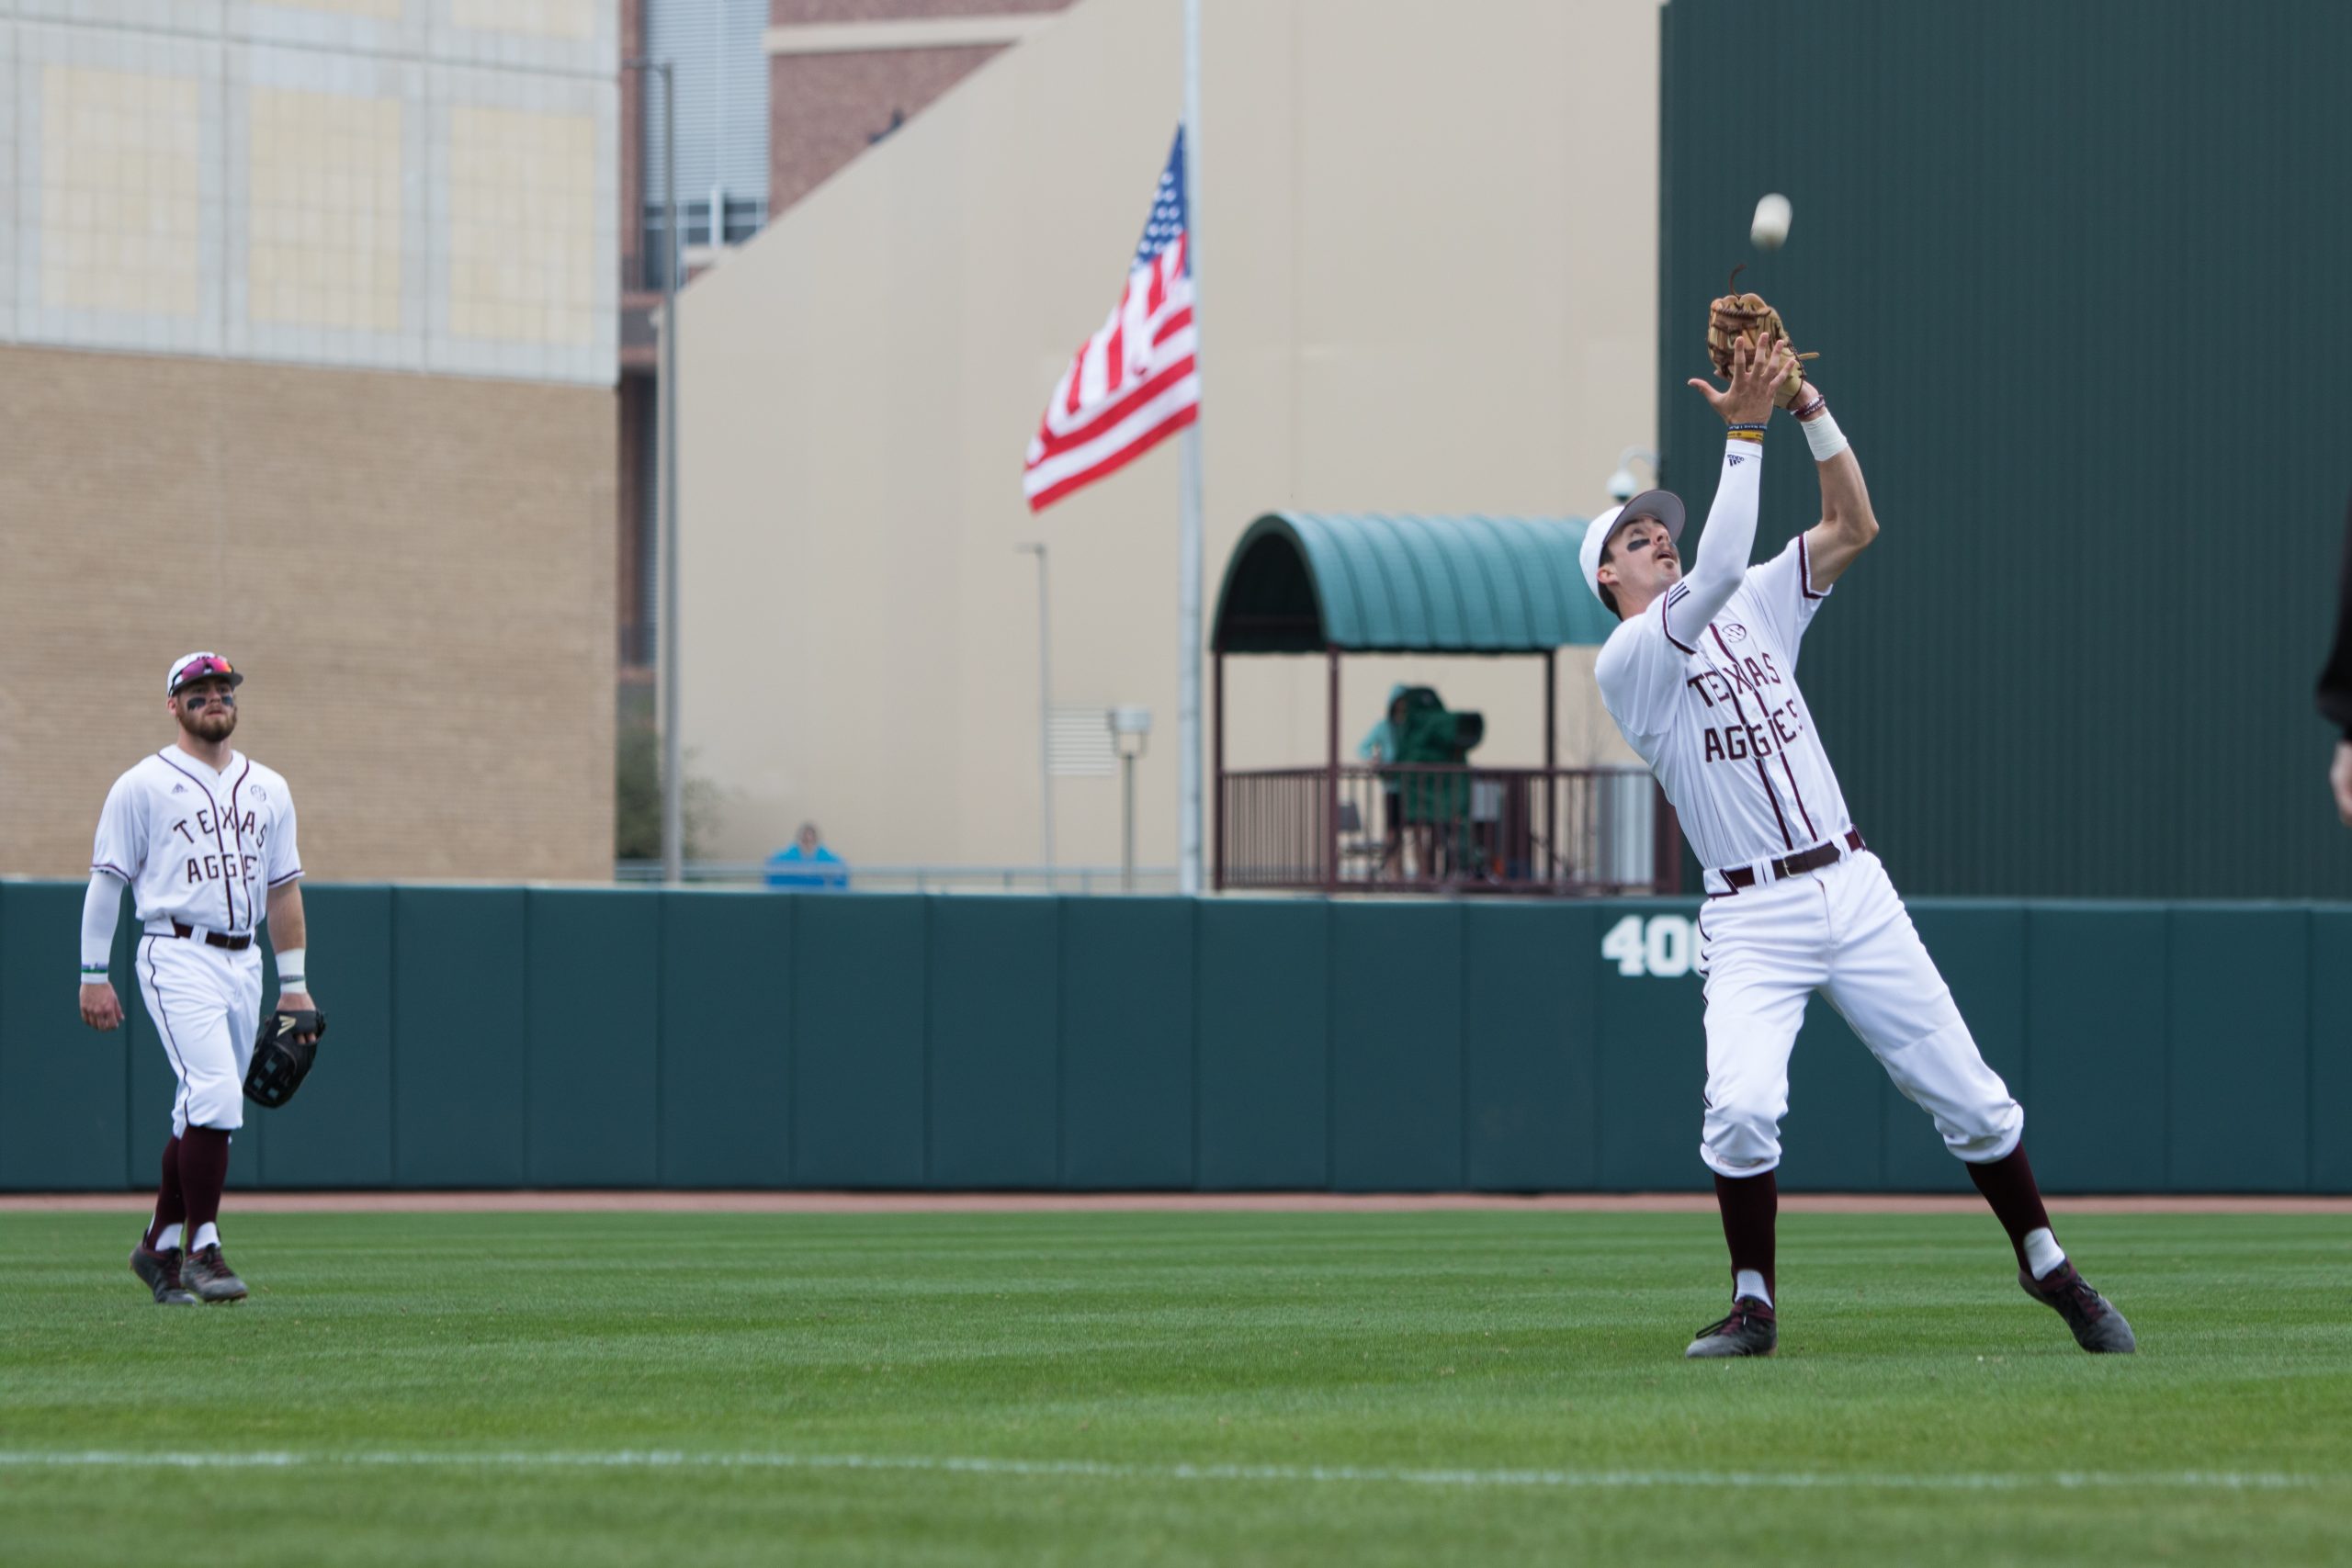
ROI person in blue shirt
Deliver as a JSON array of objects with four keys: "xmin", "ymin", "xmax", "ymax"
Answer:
[
  {"xmin": 1356, "ymin": 683, "xmax": 1410, "ymax": 768},
  {"xmin": 766, "ymin": 822, "xmax": 848, "ymax": 890}
]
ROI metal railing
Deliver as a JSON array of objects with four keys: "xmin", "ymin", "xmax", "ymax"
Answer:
[
  {"xmin": 1218, "ymin": 764, "xmax": 1668, "ymax": 895},
  {"xmin": 613, "ymin": 862, "xmax": 1182, "ymax": 895}
]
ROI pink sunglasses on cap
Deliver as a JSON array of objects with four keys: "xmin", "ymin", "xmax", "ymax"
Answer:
[{"xmin": 167, "ymin": 654, "xmax": 243, "ymax": 696}]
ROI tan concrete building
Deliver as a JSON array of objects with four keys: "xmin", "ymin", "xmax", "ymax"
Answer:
[
  {"xmin": 676, "ymin": 0, "xmax": 1661, "ymax": 874},
  {"xmin": 1, "ymin": 0, "xmax": 621, "ymax": 882},
  {"xmin": 616, "ymin": 0, "xmax": 1077, "ymax": 683}
]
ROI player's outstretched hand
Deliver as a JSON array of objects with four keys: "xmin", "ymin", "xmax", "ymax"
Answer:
[
  {"xmin": 2332, "ymin": 739, "xmax": 2352, "ymax": 827},
  {"xmin": 1689, "ymin": 334, "xmax": 1797, "ymax": 427},
  {"xmin": 79, "ymin": 981, "xmax": 122, "ymax": 1032}
]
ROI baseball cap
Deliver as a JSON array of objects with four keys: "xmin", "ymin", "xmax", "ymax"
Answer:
[
  {"xmin": 1578, "ymin": 489, "xmax": 1687, "ymax": 604},
  {"xmin": 165, "ymin": 651, "xmax": 243, "ymax": 697}
]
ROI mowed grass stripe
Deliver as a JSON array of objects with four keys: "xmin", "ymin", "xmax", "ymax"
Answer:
[{"xmin": 0, "ymin": 1448, "xmax": 2344, "ymax": 1493}]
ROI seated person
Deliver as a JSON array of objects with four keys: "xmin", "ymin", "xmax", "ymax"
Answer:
[{"xmin": 765, "ymin": 822, "xmax": 849, "ymax": 890}]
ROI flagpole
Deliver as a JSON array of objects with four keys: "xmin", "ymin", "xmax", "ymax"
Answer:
[{"xmin": 1177, "ymin": 0, "xmax": 1205, "ymax": 896}]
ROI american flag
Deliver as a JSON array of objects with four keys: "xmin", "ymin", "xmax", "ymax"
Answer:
[{"xmin": 1023, "ymin": 130, "xmax": 1200, "ymax": 512}]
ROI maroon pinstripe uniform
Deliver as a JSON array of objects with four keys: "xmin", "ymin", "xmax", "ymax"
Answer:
[{"xmin": 1595, "ymin": 439, "xmax": 2020, "ymax": 1185}]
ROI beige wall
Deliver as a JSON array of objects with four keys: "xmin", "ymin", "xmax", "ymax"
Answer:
[
  {"xmin": 0, "ymin": 3, "xmax": 619, "ymax": 384},
  {"xmin": 0, "ymin": 345, "xmax": 616, "ymax": 881},
  {"xmin": 679, "ymin": 0, "xmax": 1657, "ymax": 870}
]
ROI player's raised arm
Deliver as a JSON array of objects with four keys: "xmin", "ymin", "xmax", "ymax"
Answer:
[
  {"xmin": 1790, "ymin": 382, "xmax": 1878, "ymax": 590},
  {"xmin": 1678, "ymin": 334, "xmax": 1794, "ymax": 626}
]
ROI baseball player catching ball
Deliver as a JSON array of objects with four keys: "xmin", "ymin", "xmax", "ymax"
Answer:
[
  {"xmin": 79, "ymin": 653, "xmax": 318, "ymax": 1305},
  {"xmin": 1586, "ymin": 317, "xmax": 2134, "ymax": 1359}
]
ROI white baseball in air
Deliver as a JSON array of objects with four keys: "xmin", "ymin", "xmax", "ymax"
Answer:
[{"xmin": 1750, "ymin": 193, "xmax": 1792, "ymax": 252}]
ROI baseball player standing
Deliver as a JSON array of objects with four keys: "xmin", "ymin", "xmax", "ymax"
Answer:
[
  {"xmin": 1586, "ymin": 335, "xmax": 2134, "ymax": 1358},
  {"xmin": 79, "ymin": 653, "xmax": 319, "ymax": 1304}
]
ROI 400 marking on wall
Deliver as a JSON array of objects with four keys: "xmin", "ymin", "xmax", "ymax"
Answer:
[{"xmin": 1600, "ymin": 914, "xmax": 1698, "ymax": 978}]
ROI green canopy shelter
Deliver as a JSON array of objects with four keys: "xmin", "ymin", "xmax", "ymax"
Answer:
[{"xmin": 1209, "ymin": 511, "xmax": 1668, "ymax": 894}]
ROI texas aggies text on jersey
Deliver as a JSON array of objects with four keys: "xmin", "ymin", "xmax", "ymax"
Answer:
[
  {"xmin": 1597, "ymin": 530, "xmax": 1851, "ymax": 886},
  {"xmin": 91, "ymin": 750, "xmax": 301, "ymax": 938}
]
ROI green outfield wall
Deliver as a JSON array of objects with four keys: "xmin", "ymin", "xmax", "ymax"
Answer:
[
  {"xmin": 1659, "ymin": 0, "xmax": 2352, "ymax": 898},
  {"xmin": 2, "ymin": 883, "xmax": 2343, "ymax": 1195}
]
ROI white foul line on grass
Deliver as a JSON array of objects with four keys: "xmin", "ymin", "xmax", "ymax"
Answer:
[{"xmin": 0, "ymin": 1451, "xmax": 2335, "ymax": 1492}]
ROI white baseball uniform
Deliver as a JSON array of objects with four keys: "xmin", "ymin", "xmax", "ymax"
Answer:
[
  {"xmin": 85, "ymin": 749, "xmax": 302, "ymax": 1136},
  {"xmin": 1596, "ymin": 437, "xmax": 2021, "ymax": 1179}
]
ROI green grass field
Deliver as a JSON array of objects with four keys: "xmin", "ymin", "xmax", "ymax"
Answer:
[{"xmin": 5, "ymin": 1208, "xmax": 2348, "ymax": 1566}]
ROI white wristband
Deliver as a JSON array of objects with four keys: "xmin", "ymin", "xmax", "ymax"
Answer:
[
  {"xmin": 276, "ymin": 947, "xmax": 307, "ymax": 988},
  {"xmin": 1801, "ymin": 407, "xmax": 1849, "ymax": 463}
]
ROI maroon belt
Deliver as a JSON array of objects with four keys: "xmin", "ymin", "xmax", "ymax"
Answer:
[
  {"xmin": 1718, "ymin": 828, "xmax": 1865, "ymax": 893},
  {"xmin": 169, "ymin": 921, "xmax": 253, "ymax": 952}
]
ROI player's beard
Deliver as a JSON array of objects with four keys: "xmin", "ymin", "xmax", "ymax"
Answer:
[{"xmin": 180, "ymin": 705, "xmax": 238, "ymax": 744}]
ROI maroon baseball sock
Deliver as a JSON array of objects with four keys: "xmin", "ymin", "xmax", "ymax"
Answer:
[
  {"xmin": 1967, "ymin": 1145, "xmax": 2053, "ymax": 1273},
  {"xmin": 1713, "ymin": 1170, "xmax": 1778, "ymax": 1301},
  {"xmin": 142, "ymin": 1136, "xmax": 187, "ymax": 1251},
  {"xmin": 179, "ymin": 1126, "xmax": 232, "ymax": 1240}
]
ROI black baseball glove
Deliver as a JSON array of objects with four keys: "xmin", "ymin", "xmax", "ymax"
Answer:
[{"xmin": 244, "ymin": 1009, "xmax": 327, "ymax": 1109}]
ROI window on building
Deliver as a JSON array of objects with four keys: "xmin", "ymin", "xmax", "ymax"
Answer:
[{"xmin": 641, "ymin": 0, "xmax": 770, "ymax": 287}]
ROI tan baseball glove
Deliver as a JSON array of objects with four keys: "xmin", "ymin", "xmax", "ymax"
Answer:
[{"xmin": 1707, "ymin": 266, "xmax": 1816, "ymax": 409}]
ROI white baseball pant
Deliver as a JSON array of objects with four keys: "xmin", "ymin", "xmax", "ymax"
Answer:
[
  {"xmin": 1692, "ymin": 850, "xmax": 2023, "ymax": 1178},
  {"xmin": 133, "ymin": 930, "xmax": 264, "ymax": 1136}
]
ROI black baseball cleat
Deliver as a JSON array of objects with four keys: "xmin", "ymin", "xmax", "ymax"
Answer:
[
  {"xmin": 1684, "ymin": 1296, "xmax": 1777, "ymax": 1359},
  {"xmin": 2019, "ymin": 1262, "xmax": 2135, "ymax": 1353},
  {"xmin": 129, "ymin": 1244, "xmax": 198, "ymax": 1306},
  {"xmin": 180, "ymin": 1244, "xmax": 248, "ymax": 1303}
]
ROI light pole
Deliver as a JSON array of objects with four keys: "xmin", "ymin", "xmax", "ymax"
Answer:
[
  {"xmin": 1607, "ymin": 446, "xmax": 1660, "ymax": 503},
  {"xmin": 1176, "ymin": 0, "xmax": 1205, "ymax": 897},
  {"xmin": 1016, "ymin": 543, "xmax": 1054, "ymax": 885},
  {"xmin": 1110, "ymin": 706, "xmax": 1152, "ymax": 892},
  {"xmin": 626, "ymin": 56, "xmax": 683, "ymax": 884}
]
